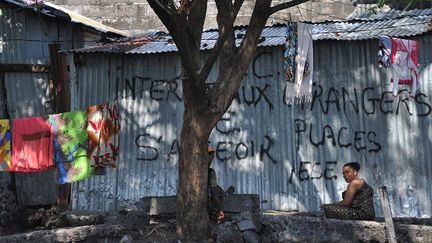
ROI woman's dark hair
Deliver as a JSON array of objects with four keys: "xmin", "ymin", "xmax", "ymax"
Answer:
[{"xmin": 343, "ymin": 162, "xmax": 361, "ymax": 172}]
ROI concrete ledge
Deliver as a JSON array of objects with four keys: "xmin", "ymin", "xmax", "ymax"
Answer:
[
  {"xmin": 142, "ymin": 194, "xmax": 259, "ymax": 215},
  {"xmin": 222, "ymin": 194, "xmax": 259, "ymax": 213},
  {"xmin": 0, "ymin": 224, "xmax": 125, "ymax": 243},
  {"xmin": 261, "ymin": 214, "xmax": 432, "ymax": 243}
]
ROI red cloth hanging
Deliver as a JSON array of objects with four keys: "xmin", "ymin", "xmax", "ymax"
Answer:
[
  {"xmin": 390, "ymin": 38, "xmax": 419, "ymax": 85},
  {"xmin": 11, "ymin": 117, "xmax": 54, "ymax": 172}
]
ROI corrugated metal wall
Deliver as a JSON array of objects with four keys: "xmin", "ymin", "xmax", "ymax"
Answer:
[
  {"xmin": 0, "ymin": 6, "xmax": 83, "ymax": 63},
  {"xmin": 0, "ymin": 6, "xmax": 85, "ymax": 205},
  {"xmin": 70, "ymin": 36, "xmax": 432, "ymax": 217}
]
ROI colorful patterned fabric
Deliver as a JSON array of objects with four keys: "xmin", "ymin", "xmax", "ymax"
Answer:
[
  {"xmin": 378, "ymin": 36, "xmax": 420, "ymax": 96},
  {"xmin": 284, "ymin": 22, "xmax": 297, "ymax": 83},
  {"xmin": 50, "ymin": 110, "xmax": 91, "ymax": 184},
  {"xmin": 87, "ymin": 101, "xmax": 120, "ymax": 170},
  {"xmin": 378, "ymin": 36, "xmax": 392, "ymax": 68},
  {"xmin": 322, "ymin": 181, "xmax": 375, "ymax": 220},
  {"xmin": 0, "ymin": 120, "xmax": 12, "ymax": 171},
  {"xmin": 285, "ymin": 22, "xmax": 314, "ymax": 104},
  {"xmin": 11, "ymin": 117, "xmax": 53, "ymax": 172}
]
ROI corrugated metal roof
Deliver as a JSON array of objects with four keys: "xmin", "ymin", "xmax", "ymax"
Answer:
[
  {"xmin": 348, "ymin": 8, "xmax": 432, "ymax": 21},
  {"xmin": 3, "ymin": 0, "xmax": 128, "ymax": 37},
  {"xmin": 68, "ymin": 8, "xmax": 432, "ymax": 54},
  {"xmin": 68, "ymin": 24, "xmax": 287, "ymax": 54},
  {"xmin": 312, "ymin": 15, "xmax": 432, "ymax": 40}
]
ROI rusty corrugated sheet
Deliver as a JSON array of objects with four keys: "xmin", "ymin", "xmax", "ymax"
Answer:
[
  {"xmin": 3, "ymin": 0, "xmax": 127, "ymax": 37},
  {"xmin": 69, "ymin": 36, "xmax": 432, "ymax": 217},
  {"xmin": 43, "ymin": 2, "xmax": 128, "ymax": 37},
  {"xmin": 67, "ymin": 24, "xmax": 288, "ymax": 54}
]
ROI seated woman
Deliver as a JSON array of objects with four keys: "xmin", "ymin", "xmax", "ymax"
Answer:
[{"xmin": 321, "ymin": 162, "xmax": 375, "ymax": 220}]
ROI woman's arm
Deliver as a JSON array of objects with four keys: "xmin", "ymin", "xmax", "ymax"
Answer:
[{"xmin": 338, "ymin": 179, "xmax": 363, "ymax": 206}]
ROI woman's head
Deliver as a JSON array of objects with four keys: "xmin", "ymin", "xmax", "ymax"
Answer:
[
  {"xmin": 342, "ymin": 162, "xmax": 361, "ymax": 182},
  {"xmin": 207, "ymin": 146, "xmax": 215, "ymax": 166}
]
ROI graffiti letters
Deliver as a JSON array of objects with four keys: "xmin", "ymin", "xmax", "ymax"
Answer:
[
  {"xmin": 294, "ymin": 119, "xmax": 381, "ymax": 153},
  {"xmin": 134, "ymin": 130, "xmax": 277, "ymax": 164},
  {"xmin": 215, "ymin": 136, "xmax": 277, "ymax": 163},
  {"xmin": 136, "ymin": 133, "xmax": 162, "ymax": 161},
  {"xmin": 116, "ymin": 75, "xmax": 182, "ymax": 102},
  {"xmin": 295, "ymin": 83, "xmax": 432, "ymax": 117},
  {"xmin": 234, "ymin": 84, "xmax": 274, "ymax": 110},
  {"xmin": 252, "ymin": 52, "xmax": 274, "ymax": 79},
  {"xmin": 287, "ymin": 161, "xmax": 338, "ymax": 183},
  {"xmin": 216, "ymin": 111, "xmax": 241, "ymax": 135},
  {"xmin": 150, "ymin": 79, "xmax": 182, "ymax": 102}
]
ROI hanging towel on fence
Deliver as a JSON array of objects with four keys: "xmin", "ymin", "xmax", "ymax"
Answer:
[
  {"xmin": 0, "ymin": 120, "xmax": 12, "ymax": 171},
  {"xmin": 87, "ymin": 101, "xmax": 120, "ymax": 170},
  {"xmin": 285, "ymin": 22, "xmax": 313, "ymax": 104},
  {"xmin": 11, "ymin": 117, "xmax": 53, "ymax": 172},
  {"xmin": 50, "ymin": 110, "xmax": 91, "ymax": 184}
]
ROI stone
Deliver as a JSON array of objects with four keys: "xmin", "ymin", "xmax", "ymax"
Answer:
[
  {"xmin": 243, "ymin": 230, "xmax": 260, "ymax": 243},
  {"xmin": 260, "ymin": 214, "xmax": 432, "ymax": 243},
  {"xmin": 0, "ymin": 211, "xmax": 12, "ymax": 226},
  {"xmin": 0, "ymin": 224, "xmax": 126, "ymax": 243},
  {"xmin": 216, "ymin": 221, "xmax": 244, "ymax": 243},
  {"xmin": 148, "ymin": 196, "xmax": 177, "ymax": 215},
  {"xmin": 233, "ymin": 211, "xmax": 262, "ymax": 232}
]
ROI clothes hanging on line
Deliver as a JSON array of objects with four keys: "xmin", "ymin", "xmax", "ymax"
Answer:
[
  {"xmin": 0, "ymin": 120, "xmax": 12, "ymax": 171},
  {"xmin": 11, "ymin": 117, "xmax": 54, "ymax": 172},
  {"xmin": 284, "ymin": 22, "xmax": 297, "ymax": 84},
  {"xmin": 49, "ymin": 110, "xmax": 91, "ymax": 184},
  {"xmin": 87, "ymin": 101, "xmax": 120, "ymax": 171},
  {"xmin": 378, "ymin": 36, "xmax": 420, "ymax": 96},
  {"xmin": 284, "ymin": 22, "xmax": 314, "ymax": 104},
  {"xmin": 1, "ymin": 101, "xmax": 121, "ymax": 180}
]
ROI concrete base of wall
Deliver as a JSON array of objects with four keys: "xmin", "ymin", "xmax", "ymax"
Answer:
[
  {"xmin": 261, "ymin": 213, "xmax": 432, "ymax": 243},
  {"xmin": 141, "ymin": 194, "xmax": 260, "ymax": 215},
  {"xmin": 1, "ymin": 210, "xmax": 431, "ymax": 242}
]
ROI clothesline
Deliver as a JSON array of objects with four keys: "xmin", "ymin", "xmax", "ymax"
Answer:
[{"xmin": 0, "ymin": 101, "xmax": 120, "ymax": 185}]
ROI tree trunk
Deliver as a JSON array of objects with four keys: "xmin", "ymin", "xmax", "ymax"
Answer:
[{"xmin": 176, "ymin": 105, "xmax": 212, "ymax": 241}]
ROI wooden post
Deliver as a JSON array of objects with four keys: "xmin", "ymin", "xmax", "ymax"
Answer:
[
  {"xmin": 49, "ymin": 43, "xmax": 71, "ymax": 211},
  {"xmin": 373, "ymin": 163, "xmax": 397, "ymax": 243},
  {"xmin": 379, "ymin": 186, "xmax": 397, "ymax": 243}
]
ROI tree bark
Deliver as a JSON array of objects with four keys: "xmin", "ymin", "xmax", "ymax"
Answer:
[{"xmin": 176, "ymin": 100, "xmax": 212, "ymax": 240}]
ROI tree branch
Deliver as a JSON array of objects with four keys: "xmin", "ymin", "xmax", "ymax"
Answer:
[
  {"xmin": 186, "ymin": 0, "xmax": 207, "ymax": 48},
  {"xmin": 269, "ymin": 0, "xmax": 310, "ymax": 15},
  {"xmin": 148, "ymin": 0, "xmax": 176, "ymax": 33},
  {"xmin": 207, "ymin": 0, "xmax": 271, "ymax": 122},
  {"xmin": 199, "ymin": 0, "xmax": 244, "ymax": 83},
  {"xmin": 178, "ymin": 0, "xmax": 200, "ymax": 14},
  {"xmin": 153, "ymin": 0, "xmax": 176, "ymax": 15}
]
